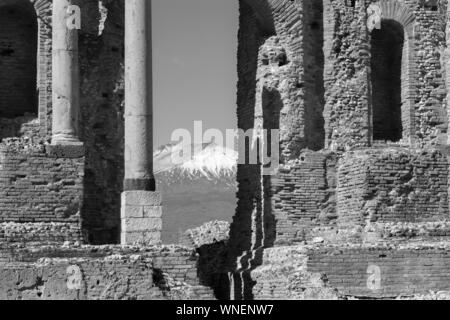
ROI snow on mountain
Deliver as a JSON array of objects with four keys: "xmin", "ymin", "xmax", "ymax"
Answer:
[
  {"xmin": 154, "ymin": 140, "xmax": 238, "ymax": 244},
  {"xmin": 154, "ymin": 140, "xmax": 237, "ymax": 181}
]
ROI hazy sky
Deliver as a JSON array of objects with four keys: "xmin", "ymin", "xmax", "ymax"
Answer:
[{"xmin": 153, "ymin": 0, "xmax": 239, "ymax": 147}]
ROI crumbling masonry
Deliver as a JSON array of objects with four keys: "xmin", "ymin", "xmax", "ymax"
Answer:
[
  {"xmin": 2, "ymin": 0, "xmax": 450, "ymax": 300},
  {"xmin": 226, "ymin": 0, "xmax": 450, "ymax": 300}
]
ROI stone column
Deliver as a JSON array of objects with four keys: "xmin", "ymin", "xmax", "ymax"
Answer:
[
  {"xmin": 52, "ymin": 0, "xmax": 81, "ymax": 145},
  {"xmin": 121, "ymin": 0, "xmax": 162, "ymax": 245}
]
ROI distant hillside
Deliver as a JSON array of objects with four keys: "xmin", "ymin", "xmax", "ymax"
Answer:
[{"xmin": 155, "ymin": 141, "xmax": 237, "ymax": 244}]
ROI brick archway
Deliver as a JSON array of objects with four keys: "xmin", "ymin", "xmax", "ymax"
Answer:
[
  {"xmin": 369, "ymin": 0, "xmax": 416, "ymax": 144},
  {"xmin": 0, "ymin": 0, "xmax": 37, "ymax": 118},
  {"xmin": 0, "ymin": 0, "xmax": 52, "ymax": 135}
]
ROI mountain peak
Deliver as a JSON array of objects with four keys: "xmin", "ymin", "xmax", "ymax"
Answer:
[{"xmin": 154, "ymin": 140, "xmax": 237, "ymax": 179}]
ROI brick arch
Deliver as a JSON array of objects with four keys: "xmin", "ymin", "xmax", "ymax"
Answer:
[
  {"xmin": 369, "ymin": 0, "xmax": 416, "ymax": 144},
  {"xmin": 0, "ymin": 0, "xmax": 52, "ymax": 135},
  {"xmin": 377, "ymin": 0, "xmax": 415, "ymax": 35},
  {"xmin": 0, "ymin": 0, "xmax": 38, "ymax": 118}
]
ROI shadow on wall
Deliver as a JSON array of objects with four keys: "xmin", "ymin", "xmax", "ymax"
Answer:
[
  {"xmin": 0, "ymin": 1, "xmax": 39, "ymax": 141},
  {"xmin": 0, "ymin": 3, "xmax": 38, "ymax": 119},
  {"xmin": 371, "ymin": 19, "xmax": 404, "ymax": 142},
  {"xmin": 79, "ymin": 1, "xmax": 125, "ymax": 245}
]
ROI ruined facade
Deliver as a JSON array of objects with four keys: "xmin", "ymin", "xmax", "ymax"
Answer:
[
  {"xmin": 2, "ymin": 0, "xmax": 450, "ymax": 300},
  {"xmin": 227, "ymin": 0, "xmax": 450, "ymax": 299},
  {"xmin": 0, "ymin": 0, "xmax": 214, "ymax": 300}
]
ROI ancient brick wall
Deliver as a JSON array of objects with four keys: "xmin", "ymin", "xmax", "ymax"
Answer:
[
  {"xmin": 307, "ymin": 244, "xmax": 450, "ymax": 298},
  {"xmin": 0, "ymin": 144, "xmax": 84, "ymax": 244},
  {"xmin": 337, "ymin": 147, "xmax": 449, "ymax": 232},
  {"xmin": 0, "ymin": 245, "xmax": 214, "ymax": 300},
  {"xmin": 230, "ymin": 0, "xmax": 330, "ymax": 267},
  {"xmin": 323, "ymin": 0, "xmax": 371, "ymax": 150},
  {"xmin": 78, "ymin": 0, "xmax": 125, "ymax": 244},
  {"xmin": 0, "ymin": 0, "xmax": 52, "ymax": 137},
  {"xmin": 250, "ymin": 244, "xmax": 450, "ymax": 299},
  {"xmin": 228, "ymin": 0, "xmax": 450, "ymax": 300},
  {"xmin": 323, "ymin": 0, "xmax": 448, "ymax": 148},
  {"xmin": 269, "ymin": 152, "xmax": 337, "ymax": 245}
]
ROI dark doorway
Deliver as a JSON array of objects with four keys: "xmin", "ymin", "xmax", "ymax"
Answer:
[
  {"xmin": 0, "ymin": 4, "xmax": 38, "ymax": 118},
  {"xmin": 371, "ymin": 19, "xmax": 404, "ymax": 142}
]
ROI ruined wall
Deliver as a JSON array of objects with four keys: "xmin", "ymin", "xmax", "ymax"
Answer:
[
  {"xmin": 308, "ymin": 243, "xmax": 450, "ymax": 298},
  {"xmin": 229, "ymin": 0, "xmax": 450, "ymax": 300},
  {"xmin": 230, "ymin": 0, "xmax": 328, "ymax": 266},
  {"xmin": 0, "ymin": 245, "xmax": 214, "ymax": 300},
  {"xmin": 0, "ymin": 0, "xmax": 125, "ymax": 245},
  {"xmin": 337, "ymin": 147, "xmax": 448, "ymax": 232},
  {"xmin": 228, "ymin": 0, "xmax": 266, "ymax": 263},
  {"xmin": 323, "ymin": 0, "xmax": 371, "ymax": 150},
  {"xmin": 0, "ymin": 0, "xmax": 52, "ymax": 137},
  {"xmin": 269, "ymin": 151, "xmax": 336, "ymax": 246},
  {"xmin": 0, "ymin": 144, "xmax": 84, "ymax": 244},
  {"xmin": 324, "ymin": 0, "xmax": 448, "ymax": 149},
  {"xmin": 251, "ymin": 244, "xmax": 450, "ymax": 300},
  {"xmin": 78, "ymin": 0, "xmax": 125, "ymax": 244}
]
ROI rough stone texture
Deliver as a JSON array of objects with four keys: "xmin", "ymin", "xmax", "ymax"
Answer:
[
  {"xmin": 181, "ymin": 221, "xmax": 231, "ymax": 300},
  {"xmin": 181, "ymin": 221, "xmax": 230, "ymax": 249},
  {"xmin": 78, "ymin": 0, "xmax": 125, "ymax": 244},
  {"xmin": 227, "ymin": 0, "xmax": 450, "ymax": 300},
  {"xmin": 248, "ymin": 243, "xmax": 450, "ymax": 300},
  {"xmin": 0, "ymin": 245, "xmax": 214, "ymax": 300},
  {"xmin": 3, "ymin": 0, "xmax": 450, "ymax": 300},
  {"xmin": 0, "ymin": 144, "xmax": 84, "ymax": 243}
]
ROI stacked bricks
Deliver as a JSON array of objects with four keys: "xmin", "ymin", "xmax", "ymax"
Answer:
[
  {"xmin": 270, "ymin": 151, "xmax": 337, "ymax": 245},
  {"xmin": 337, "ymin": 147, "xmax": 449, "ymax": 231},
  {"xmin": 0, "ymin": 144, "xmax": 84, "ymax": 244},
  {"xmin": 121, "ymin": 191, "xmax": 163, "ymax": 245},
  {"xmin": 0, "ymin": 245, "xmax": 214, "ymax": 300}
]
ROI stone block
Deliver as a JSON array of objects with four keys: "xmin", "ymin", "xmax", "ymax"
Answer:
[
  {"xmin": 121, "ymin": 191, "xmax": 161, "ymax": 206},
  {"xmin": 121, "ymin": 231, "xmax": 161, "ymax": 245},
  {"xmin": 121, "ymin": 205, "xmax": 163, "ymax": 219},
  {"xmin": 121, "ymin": 217, "xmax": 162, "ymax": 232}
]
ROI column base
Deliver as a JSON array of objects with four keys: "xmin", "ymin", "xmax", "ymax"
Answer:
[
  {"xmin": 121, "ymin": 191, "xmax": 162, "ymax": 246},
  {"xmin": 51, "ymin": 134, "xmax": 83, "ymax": 146}
]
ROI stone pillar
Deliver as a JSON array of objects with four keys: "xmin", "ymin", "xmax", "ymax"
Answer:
[
  {"xmin": 52, "ymin": 0, "xmax": 81, "ymax": 145},
  {"xmin": 121, "ymin": 0, "xmax": 162, "ymax": 245}
]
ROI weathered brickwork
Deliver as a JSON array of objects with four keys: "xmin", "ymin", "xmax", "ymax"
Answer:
[
  {"xmin": 3, "ymin": 0, "xmax": 450, "ymax": 300},
  {"xmin": 269, "ymin": 152, "xmax": 337, "ymax": 245},
  {"xmin": 229, "ymin": 0, "xmax": 450, "ymax": 300},
  {"xmin": 307, "ymin": 243, "xmax": 450, "ymax": 298},
  {"xmin": 338, "ymin": 147, "xmax": 448, "ymax": 228},
  {"xmin": 0, "ymin": 245, "xmax": 214, "ymax": 300},
  {"xmin": 0, "ymin": 145, "xmax": 84, "ymax": 244},
  {"xmin": 78, "ymin": 0, "xmax": 125, "ymax": 244},
  {"xmin": 250, "ymin": 244, "xmax": 450, "ymax": 299}
]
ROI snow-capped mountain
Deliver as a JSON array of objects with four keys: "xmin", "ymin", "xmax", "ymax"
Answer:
[
  {"xmin": 154, "ymin": 141, "xmax": 237, "ymax": 244},
  {"xmin": 155, "ymin": 141, "xmax": 237, "ymax": 188}
]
